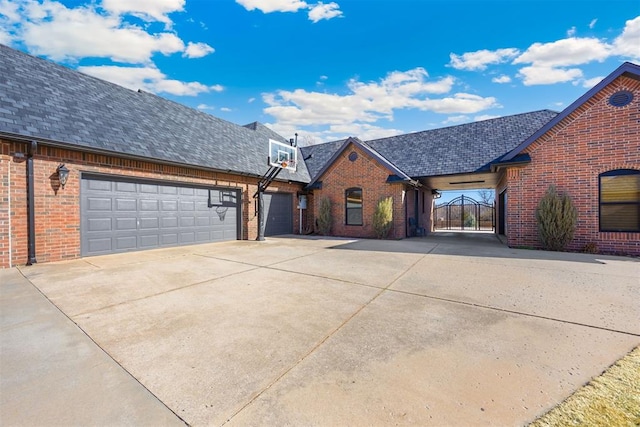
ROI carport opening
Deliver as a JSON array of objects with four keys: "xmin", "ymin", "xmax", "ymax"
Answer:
[{"xmin": 434, "ymin": 189, "xmax": 495, "ymax": 233}]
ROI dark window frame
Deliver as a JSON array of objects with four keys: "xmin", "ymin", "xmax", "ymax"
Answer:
[
  {"xmin": 345, "ymin": 187, "xmax": 363, "ymax": 226},
  {"xmin": 598, "ymin": 169, "xmax": 640, "ymax": 232}
]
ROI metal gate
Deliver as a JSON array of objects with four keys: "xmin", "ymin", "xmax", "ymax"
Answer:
[{"xmin": 434, "ymin": 195, "xmax": 495, "ymax": 231}]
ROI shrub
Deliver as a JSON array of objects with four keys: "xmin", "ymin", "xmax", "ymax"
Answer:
[
  {"xmin": 373, "ymin": 197, "xmax": 393, "ymax": 238},
  {"xmin": 316, "ymin": 196, "xmax": 332, "ymax": 235},
  {"xmin": 535, "ymin": 185, "xmax": 578, "ymax": 251},
  {"xmin": 463, "ymin": 211, "xmax": 476, "ymax": 228}
]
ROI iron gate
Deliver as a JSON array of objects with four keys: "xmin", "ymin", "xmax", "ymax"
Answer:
[{"xmin": 434, "ymin": 195, "xmax": 495, "ymax": 231}]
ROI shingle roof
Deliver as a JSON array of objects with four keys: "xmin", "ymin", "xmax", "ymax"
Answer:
[
  {"xmin": 0, "ymin": 45, "xmax": 310, "ymax": 183},
  {"xmin": 300, "ymin": 110, "xmax": 558, "ymax": 181}
]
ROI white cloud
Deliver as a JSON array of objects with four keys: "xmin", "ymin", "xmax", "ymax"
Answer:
[
  {"xmin": 517, "ymin": 66, "xmax": 583, "ymax": 86},
  {"xmin": 581, "ymin": 76, "xmax": 604, "ymax": 88},
  {"xmin": 442, "ymin": 115, "xmax": 469, "ymax": 125},
  {"xmin": 183, "ymin": 41, "xmax": 215, "ymax": 58},
  {"xmin": 220, "ymin": 107, "xmax": 232, "ymax": 112},
  {"xmin": 613, "ymin": 16, "xmax": 640, "ymax": 60},
  {"xmin": 449, "ymin": 48, "xmax": 519, "ymax": 71},
  {"xmin": 101, "ymin": 0, "xmax": 185, "ymax": 25},
  {"xmin": 589, "ymin": 18, "xmax": 597, "ymax": 29},
  {"xmin": 491, "ymin": 75, "xmax": 511, "ymax": 84},
  {"xmin": 236, "ymin": 0, "xmax": 342, "ymax": 22},
  {"xmin": 308, "ymin": 2, "xmax": 342, "ymax": 23},
  {"xmin": 474, "ymin": 114, "xmax": 500, "ymax": 121},
  {"xmin": 262, "ymin": 68, "xmax": 497, "ymax": 142},
  {"xmin": 78, "ymin": 65, "xmax": 223, "ymax": 96},
  {"xmin": 0, "ymin": 0, "xmax": 21, "ymax": 22},
  {"xmin": 236, "ymin": 0, "xmax": 308, "ymax": 13},
  {"xmin": 197, "ymin": 103, "xmax": 214, "ymax": 110},
  {"xmin": 566, "ymin": 26, "xmax": 576, "ymax": 37},
  {"xmin": 10, "ymin": 0, "xmax": 184, "ymax": 63},
  {"xmin": 248, "ymin": 97, "xmax": 256, "ymax": 103},
  {"xmin": 513, "ymin": 37, "xmax": 610, "ymax": 68}
]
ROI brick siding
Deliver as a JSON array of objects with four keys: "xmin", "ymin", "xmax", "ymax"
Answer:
[
  {"xmin": 310, "ymin": 142, "xmax": 411, "ymax": 239},
  {"xmin": 505, "ymin": 75, "xmax": 640, "ymax": 255}
]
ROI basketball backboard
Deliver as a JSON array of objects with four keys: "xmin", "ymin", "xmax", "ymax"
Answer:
[{"xmin": 269, "ymin": 139, "xmax": 297, "ymax": 171}]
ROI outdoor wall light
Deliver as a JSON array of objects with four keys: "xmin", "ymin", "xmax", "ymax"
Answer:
[{"xmin": 57, "ymin": 164, "xmax": 70, "ymax": 188}]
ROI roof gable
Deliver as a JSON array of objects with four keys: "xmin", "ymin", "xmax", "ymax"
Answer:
[
  {"xmin": 0, "ymin": 45, "xmax": 310, "ymax": 183},
  {"xmin": 503, "ymin": 61, "xmax": 640, "ymax": 161},
  {"xmin": 305, "ymin": 137, "xmax": 414, "ymax": 188}
]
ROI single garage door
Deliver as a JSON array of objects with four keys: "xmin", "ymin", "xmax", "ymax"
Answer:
[
  {"xmin": 263, "ymin": 192, "xmax": 293, "ymax": 236},
  {"xmin": 81, "ymin": 175, "xmax": 240, "ymax": 256}
]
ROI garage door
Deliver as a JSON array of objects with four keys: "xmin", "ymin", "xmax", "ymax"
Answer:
[
  {"xmin": 81, "ymin": 175, "xmax": 240, "ymax": 256},
  {"xmin": 263, "ymin": 192, "xmax": 293, "ymax": 236}
]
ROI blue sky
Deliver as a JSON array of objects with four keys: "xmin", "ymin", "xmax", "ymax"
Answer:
[{"xmin": 1, "ymin": 0, "xmax": 638, "ymax": 149}]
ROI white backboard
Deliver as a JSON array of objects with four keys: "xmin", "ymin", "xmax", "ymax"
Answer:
[{"xmin": 269, "ymin": 139, "xmax": 297, "ymax": 171}]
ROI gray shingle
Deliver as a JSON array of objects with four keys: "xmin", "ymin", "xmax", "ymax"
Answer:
[
  {"xmin": 0, "ymin": 45, "xmax": 310, "ymax": 183},
  {"xmin": 302, "ymin": 111, "xmax": 558, "ymax": 181}
]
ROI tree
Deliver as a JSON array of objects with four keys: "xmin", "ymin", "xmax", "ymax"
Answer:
[{"xmin": 477, "ymin": 189, "xmax": 494, "ymax": 205}]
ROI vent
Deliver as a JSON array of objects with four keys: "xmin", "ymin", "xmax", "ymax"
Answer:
[
  {"xmin": 348, "ymin": 151, "xmax": 358, "ymax": 162},
  {"xmin": 608, "ymin": 91, "xmax": 633, "ymax": 107}
]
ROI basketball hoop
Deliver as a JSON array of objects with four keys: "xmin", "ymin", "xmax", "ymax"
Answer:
[
  {"xmin": 280, "ymin": 161, "xmax": 288, "ymax": 168},
  {"xmin": 216, "ymin": 206, "xmax": 228, "ymax": 221}
]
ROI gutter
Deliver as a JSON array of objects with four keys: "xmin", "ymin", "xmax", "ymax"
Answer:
[{"xmin": 26, "ymin": 141, "xmax": 37, "ymax": 265}]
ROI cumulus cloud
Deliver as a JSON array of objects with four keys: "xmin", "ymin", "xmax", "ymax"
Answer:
[
  {"xmin": 183, "ymin": 41, "xmax": 215, "ymax": 58},
  {"xmin": 449, "ymin": 48, "xmax": 519, "ymax": 71},
  {"xmin": 516, "ymin": 66, "xmax": 583, "ymax": 86},
  {"xmin": 101, "ymin": 0, "xmax": 185, "ymax": 26},
  {"xmin": 581, "ymin": 76, "xmax": 604, "ymax": 88},
  {"xmin": 513, "ymin": 37, "xmax": 610, "ymax": 68},
  {"xmin": 566, "ymin": 26, "xmax": 576, "ymax": 37},
  {"xmin": 78, "ymin": 65, "xmax": 223, "ymax": 96},
  {"xmin": 589, "ymin": 18, "xmax": 597, "ymax": 29},
  {"xmin": 474, "ymin": 114, "xmax": 500, "ymax": 121},
  {"xmin": 262, "ymin": 68, "xmax": 497, "ymax": 142},
  {"xmin": 492, "ymin": 75, "xmax": 511, "ymax": 84},
  {"xmin": 197, "ymin": 104, "xmax": 215, "ymax": 110},
  {"xmin": 236, "ymin": 0, "xmax": 343, "ymax": 23},
  {"xmin": 236, "ymin": 0, "xmax": 308, "ymax": 13},
  {"xmin": 442, "ymin": 115, "xmax": 469, "ymax": 125},
  {"xmin": 613, "ymin": 16, "xmax": 640, "ymax": 60},
  {"xmin": 308, "ymin": 2, "xmax": 342, "ymax": 23}
]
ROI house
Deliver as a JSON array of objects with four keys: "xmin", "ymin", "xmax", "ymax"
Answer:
[
  {"xmin": 1, "ymin": 44, "xmax": 638, "ymax": 269},
  {"xmin": 0, "ymin": 44, "xmax": 311, "ymax": 268}
]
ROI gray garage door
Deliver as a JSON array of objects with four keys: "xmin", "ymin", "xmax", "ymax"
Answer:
[
  {"xmin": 81, "ymin": 175, "xmax": 240, "ymax": 256},
  {"xmin": 264, "ymin": 192, "xmax": 293, "ymax": 236}
]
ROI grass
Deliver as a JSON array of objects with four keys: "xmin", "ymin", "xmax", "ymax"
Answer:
[{"xmin": 529, "ymin": 346, "xmax": 640, "ymax": 427}]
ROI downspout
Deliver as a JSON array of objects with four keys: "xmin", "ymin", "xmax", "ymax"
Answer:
[{"xmin": 26, "ymin": 141, "xmax": 37, "ymax": 265}]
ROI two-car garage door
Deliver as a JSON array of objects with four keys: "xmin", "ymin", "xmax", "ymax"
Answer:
[{"xmin": 81, "ymin": 175, "xmax": 241, "ymax": 256}]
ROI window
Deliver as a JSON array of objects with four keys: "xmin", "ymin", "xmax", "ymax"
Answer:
[
  {"xmin": 345, "ymin": 188, "xmax": 363, "ymax": 225},
  {"xmin": 599, "ymin": 169, "xmax": 640, "ymax": 232}
]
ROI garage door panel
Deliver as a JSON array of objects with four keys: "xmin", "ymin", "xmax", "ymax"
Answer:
[
  {"xmin": 87, "ymin": 218, "xmax": 111, "ymax": 232},
  {"xmin": 115, "ymin": 217, "xmax": 137, "ymax": 230},
  {"xmin": 88, "ymin": 197, "xmax": 112, "ymax": 211},
  {"xmin": 82, "ymin": 177, "xmax": 240, "ymax": 256},
  {"xmin": 89, "ymin": 180, "xmax": 112, "ymax": 191},
  {"xmin": 161, "ymin": 200, "xmax": 178, "ymax": 211},
  {"xmin": 115, "ymin": 235, "xmax": 137, "ymax": 250},
  {"xmin": 116, "ymin": 198, "xmax": 136, "ymax": 211},
  {"xmin": 116, "ymin": 182, "xmax": 136, "ymax": 192},
  {"xmin": 140, "ymin": 235, "xmax": 159, "ymax": 247},
  {"xmin": 264, "ymin": 193, "xmax": 292, "ymax": 236}
]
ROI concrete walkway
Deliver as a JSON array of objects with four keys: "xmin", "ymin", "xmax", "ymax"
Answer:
[{"xmin": 1, "ymin": 234, "xmax": 639, "ymax": 426}]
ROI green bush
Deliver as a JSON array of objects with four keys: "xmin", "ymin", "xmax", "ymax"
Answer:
[
  {"xmin": 373, "ymin": 197, "xmax": 393, "ymax": 239},
  {"xmin": 535, "ymin": 185, "xmax": 578, "ymax": 251},
  {"xmin": 317, "ymin": 196, "xmax": 332, "ymax": 235},
  {"xmin": 463, "ymin": 211, "xmax": 476, "ymax": 228}
]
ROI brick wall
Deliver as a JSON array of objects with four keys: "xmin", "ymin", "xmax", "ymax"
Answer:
[
  {"xmin": 311, "ymin": 142, "xmax": 408, "ymax": 239},
  {"xmin": 1, "ymin": 139, "xmax": 304, "ymax": 268},
  {"xmin": 505, "ymin": 75, "xmax": 640, "ymax": 255}
]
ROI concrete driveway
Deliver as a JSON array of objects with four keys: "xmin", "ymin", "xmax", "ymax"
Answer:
[{"xmin": 2, "ymin": 233, "xmax": 639, "ymax": 426}]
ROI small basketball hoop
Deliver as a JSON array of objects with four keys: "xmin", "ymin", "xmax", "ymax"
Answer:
[{"xmin": 216, "ymin": 206, "xmax": 228, "ymax": 221}]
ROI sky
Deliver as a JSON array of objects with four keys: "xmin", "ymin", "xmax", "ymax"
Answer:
[{"xmin": 1, "ymin": 0, "xmax": 639, "ymax": 148}]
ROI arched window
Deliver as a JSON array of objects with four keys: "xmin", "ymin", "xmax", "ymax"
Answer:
[
  {"xmin": 345, "ymin": 188, "xmax": 363, "ymax": 226},
  {"xmin": 599, "ymin": 169, "xmax": 640, "ymax": 232}
]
